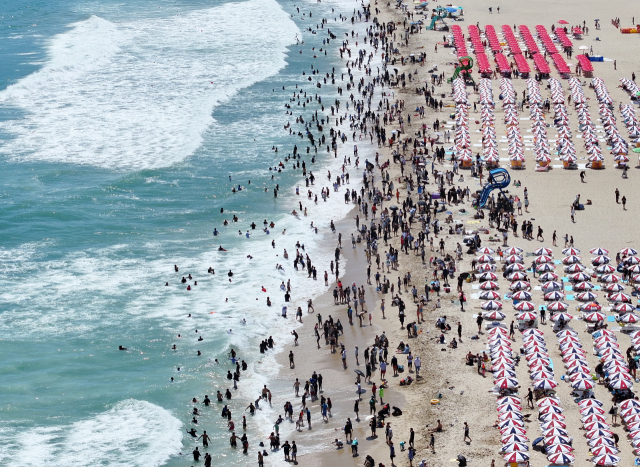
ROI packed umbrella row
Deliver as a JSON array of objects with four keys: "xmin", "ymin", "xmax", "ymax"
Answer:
[
  {"xmin": 568, "ymin": 77, "xmax": 604, "ymax": 167},
  {"xmin": 620, "ymin": 78, "xmax": 640, "ymax": 98},
  {"xmin": 518, "ymin": 25, "xmax": 540, "ymax": 55},
  {"xmin": 592, "ymin": 78, "xmax": 629, "ymax": 161},
  {"xmin": 527, "ymin": 79, "xmax": 553, "ymax": 169},
  {"xmin": 452, "ymin": 78, "xmax": 472, "ymax": 161},
  {"xmin": 450, "ymin": 25, "xmax": 468, "ymax": 58},
  {"xmin": 620, "ymin": 105, "xmax": 640, "ymax": 140},
  {"xmin": 554, "ymin": 28, "xmax": 574, "ymax": 49},
  {"xmin": 549, "ymin": 79, "xmax": 578, "ymax": 167},
  {"xmin": 500, "ymin": 79, "xmax": 526, "ymax": 167},
  {"xmin": 478, "ymin": 79, "xmax": 500, "ymax": 165}
]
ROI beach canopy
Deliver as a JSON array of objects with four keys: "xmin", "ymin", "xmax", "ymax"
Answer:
[
  {"xmin": 547, "ymin": 452, "xmax": 574, "ymax": 464},
  {"xmin": 593, "ymin": 454, "xmax": 621, "ymax": 465},
  {"xmin": 503, "ymin": 452, "xmax": 529, "ymax": 463}
]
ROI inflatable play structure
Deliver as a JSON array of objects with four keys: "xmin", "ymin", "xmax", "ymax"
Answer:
[
  {"xmin": 426, "ymin": 7, "xmax": 448, "ymax": 30},
  {"xmin": 475, "ymin": 168, "xmax": 511, "ymax": 209},
  {"xmin": 448, "ymin": 56, "xmax": 474, "ymax": 83}
]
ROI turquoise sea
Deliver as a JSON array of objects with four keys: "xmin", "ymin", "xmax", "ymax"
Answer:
[{"xmin": 0, "ymin": 0, "xmax": 365, "ymax": 464}]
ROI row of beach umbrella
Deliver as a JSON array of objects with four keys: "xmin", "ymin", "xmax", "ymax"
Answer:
[
  {"xmin": 592, "ymin": 78, "xmax": 629, "ymax": 159},
  {"xmin": 527, "ymin": 78, "xmax": 553, "ymax": 166},
  {"xmin": 568, "ymin": 77, "xmax": 604, "ymax": 164}
]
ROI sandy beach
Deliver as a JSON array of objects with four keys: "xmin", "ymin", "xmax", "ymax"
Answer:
[{"xmin": 259, "ymin": 1, "xmax": 640, "ymax": 467}]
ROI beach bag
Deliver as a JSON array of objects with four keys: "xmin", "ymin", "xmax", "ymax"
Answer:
[{"xmin": 398, "ymin": 365, "xmax": 405, "ymax": 373}]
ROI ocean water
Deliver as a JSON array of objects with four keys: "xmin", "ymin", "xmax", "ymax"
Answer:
[{"xmin": 0, "ymin": 0, "xmax": 367, "ymax": 465}]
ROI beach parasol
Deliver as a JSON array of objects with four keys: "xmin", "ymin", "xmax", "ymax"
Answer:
[
  {"xmin": 616, "ymin": 303, "xmax": 637, "ymax": 313},
  {"xmin": 547, "ymin": 453, "xmax": 574, "ymax": 464},
  {"xmin": 502, "ymin": 434, "xmax": 528, "ymax": 444},
  {"xmin": 573, "ymin": 281, "xmax": 595, "ymax": 291},
  {"xmin": 550, "ymin": 312, "xmax": 573, "ymax": 322},
  {"xmin": 592, "ymin": 255, "xmax": 611, "ymax": 265},
  {"xmin": 605, "ymin": 283, "xmax": 625, "ymax": 293},
  {"xmin": 544, "ymin": 435, "xmax": 572, "ymax": 445},
  {"xmin": 508, "ymin": 271, "xmax": 528, "ymax": 281},
  {"xmin": 558, "ymin": 20, "xmax": 569, "ymax": 24},
  {"xmin": 482, "ymin": 300, "xmax": 503, "ymax": 310},
  {"xmin": 609, "ymin": 293, "xmax": 631, "ymax": 303},
  {"xmin": 591, "ymin": 446, "xmax": 619, "ymax": 456},
  {"xmin": 502, "ymin": 442, "xmax": 529, "ymax": 453},
  {"xmin": 515, "ymin": 301, "xmax": 536, "ymax": 311},
  {"xmin": 535, "ymin": 247, "xmax": 554, "ymax": 256},
  {"xmin": 518, "ymin": 312, "xmax": 538, "ymax": 321},
  {"xmin": 576, "ymin": 291, "xmax": 598, "ymax": 301},
  {"xmin": 584, "ymin": 311, "xmax": 606, "ymax": 322},
  {"xmin": 537, "ymin": 263, "xmax": 556, "ymax": 273},
  {"xmin": 565, "ymin": 263, "xmax": 585, "ymax": 273},
  {"xmin": 480, "ymin": 281, "xmax": 499, "ymax": 290},
  {"xmin": 547, "ymin": 444, "xmax": 573, "ymax": 454},
  {"xmin": 571, "ymin": 379, "xmax": 594, "ymax": 390},
  {"xmin": 600, "ymin": 274, "xmax": 622, "ymax": 283},
  {"xmin": 596, "ymin": 264, "xmax": 616, "ymax": 274},
  {"xmin": 535, "ymin": 255, "xmax": 554, "ymax": 264},
  {"xmin": 582, "ymin": 302, "xmax": 602, "ymax": 312},
  {"xmin": 512, "ymin": 290, "xmax": 532, "ymax": 301},
  {"xmin": 477, "ymin": 247, "xmax": 495, "ymax": 255},
  {"xmin": 564, "ymin": 247, "xmax": 582, "ymax": 255},
  {"xmin": 484, "ymin": 310, "xmax": 506, "ymax": 320},
  {"xmin": 548, "ymin": 302, "xmax": 569, "ymax": 312},
  {"xmin": 545, "ymin": 291, "xmax": 566, "ymax": 301},
  {"xmin": 506, "ymin": 263, "xmax": 526, "ymax": 272},
  {"xmin": 505, "ymin": 255, "xmax": 524, "ymax": 264},
  {"xmin": 476, "ymin": 263, "xmax": 495, "ymax": 272},
  {"xmin": 592, "ymin": 454, "xmax": 621, "ymax": 465},
  {"xmin": 539, "ymin": 272, "xmax": 559, "ymax": 282},
  {"xmin": 480, "ymin": 272, "xmax": 499, "ymax": 281},
  {"xmin": 569, "ymin": 272, "xmax": 590, "ymax": 282},
  {"xmin": 590, "ymin": 248, "xmax": 609, "ymax": 255},
  {"xmin": 542, "ymin": 281, "xmax": 563, "ymax": 292},
  {"xmin": 534, "ymin": 379, "xmax": 558, "ymax": 390},
  {"xmin": 562, "ymin": 255, "xmax": 582, "ymax": 264},
  {"xmin": 610, "ymin": 378, "xmax": 633, "ymax": 390},
  {"xmin": 479, "ymin": 290, "xmax": 501, "ymax": 300},
  {"xmin": 510, "ymin": 281, "xmax": 531, "ymax": 291},
  {"xmin": 503, "ymin": 452, "xmax": 529, "ymax": 463},
  {"xmin": 619, "ymin": 247, "xmax": 638, "ymax": 256}
]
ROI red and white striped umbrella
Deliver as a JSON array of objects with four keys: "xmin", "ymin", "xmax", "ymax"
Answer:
[
  {"xmin": 545, "ymin": 291, "xmax": 566, "ymax": 301},
  {"xmin": 480, "ymin": 281, "xmax": 500, "ymax": 290},
  {"xmin": 505, "ymin": 254, "xmax": 524, "ymax": 264},
  {"xmin": 576, "ymin": 292, "xmax": 598, "ymax": 302},
  {"xmin": 596, "ymin": 264, "xmax": 617, "ymax": 274},
  {"xmin": 609, "ymin": 293, "xmax": 631, "ymax": 303},
  {"xmin": 582, "ymin": 302, "xmax": 602, "ymax": 312},
  {"xmin": 542, "ymin": 281, "xmax": 563, "ymax": 292},
  {"xmin": 544, "ymin": 435, "xmax": 572, "ymax": 446},
  {"xmin": 630, "ymin": 265, "xmax": 640, "ymax": 274},
  {"xmin": 503, "ymin": 452, "xmax": 529, "ymax": 463},
  {"xmin": 535, "ymin": 255, "xmax": 554, "ymax": 264},
  {"xmin": 509, "ymin": 271, "xmax": 528, "ymax": 281},
  {"xmin": 512, "ymin": 290, "xmax": 532, "ymax": 301},
  {"xmin": 617, "ymin": 311, "xmax": 638, "ymax": 322},
  {"xmin": 501, "ymin": 426, "xmax": 528, "ymax": 437},
  {"xmin": 479, "ymin": 290, "xmax": 501, "ymax": 300},
  {"xmin": 480, "ymin": 271, "xmax": 499, "ymax": 281},
  {"xmin": 546, "ymin": 453, "xmax": 575, "ymax": 464},
  {"xmin": 592, "ymin": 454, "xmax": 621, "ymax": 465},
  {"xmin": 481, "ymin": 300, "xmax": 503, "ymax": 310},
  {"xmin": 501, "ymin": 434, "xmax": 528, "ymax": 444},
  {"xmin": 584, "ymin": 422, "xmax": 610, "ymax": 432},
  {"xmin": 494, "ymin": 369, "xmax": 518, "ymax": 379},
  {"xmin": 537, "ymin": 263, "xmax": 556, "ymax": 273},
  {"xmin": 503, "ymin": 247, "xmax": 524, "ymax": 256},
  {"xmin": 546, "ymin": 443, "xmax": 573, "ymax": 454},
  {"xmin": 569, "ymin": 272, "xmax": 590, "ymax": 282},
  {"xmin": 483, "ymin": 310, "xmax": 506, "ymax": 320},
  {"xmin": 518, "ymin": 312, "xmax": 538, "ymax": 321},
  {"xmin": 515, "ymin": 301, "xmax": 536, "ymax": 311},
  {"xmin": 550, "ymin": 312, "xmax": 573, "ymax": 322},
  {"xmin": 562, "ymin": 255, "xmax": 582, "ymax": 264},
  {"xmin": 605, "ymin": 283, "xmax": 626, "ymax": 293},
  {"xmin": 539, "ymin": 272, "xmax": 559, "ymax": 282},
  {"xmin": 590, "ymin": 446, "xmax": 619, "ymax": 456},
  {"xmin": 601, "ymin": 273, "xmax": 622, "ymax": 283},
  {"xmin": 584, "ymin": 312, "xmax": 606, "ymax": 322},
  {"xmin": 506, "ymin": 263, "xmax": 526, "ymax": 272},
  {"xmin": 510, "ymin": 281, "xmax": 531, "ymax": 291},
  {"xmin": 592, "ymin": 255, "xmax": 611, "ymax": 265},
  {"xmin": 565, "ymin": 263, "xmax": 586, "ymax": 273},
  {"xmin": 548, "ymin": 301, "xmax": 569, "ymax": 312}
]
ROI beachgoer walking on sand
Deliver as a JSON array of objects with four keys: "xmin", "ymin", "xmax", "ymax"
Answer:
[
  {"xmin": 622, "ymin": 196, "xmax": 627, "ymax": 210},
  {"xmin": 552, "ymin": 230, "xmax": 557, "ymax": 246},
  {"xmin": 463, "ymin": 422, "xmax": 472, "ymax": 442},
  {"xmin": 615, "ymin": 188, "xmax": 620, "ymax": 203}
]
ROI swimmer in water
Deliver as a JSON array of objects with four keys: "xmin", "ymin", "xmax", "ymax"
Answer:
[
  {"xmin": 118, "ymin": 346, "xmax": 127, "ymax": 350},
  {"xmin": 213, "ymin": 228, "xmax": 219, "ymax": 236},
  {"xmin": 241, "ymin": 319, "xmax": 247, "ymax": 325},
  {"xmin": 228, "ymin": 329, "xmax": 233, "ymax": 334},
  {"xmin": 187, "ymin": 428, "xmax": 198, "ymax": 437}
]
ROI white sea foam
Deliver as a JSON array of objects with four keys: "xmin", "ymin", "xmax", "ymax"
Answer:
[
  {"xmin": 0, "ymin": 400, "xmax": 182, "ymax": 467},
  {"xmin": 0, "ymin": 0, "xmax": 300, "ymax": 170}
]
